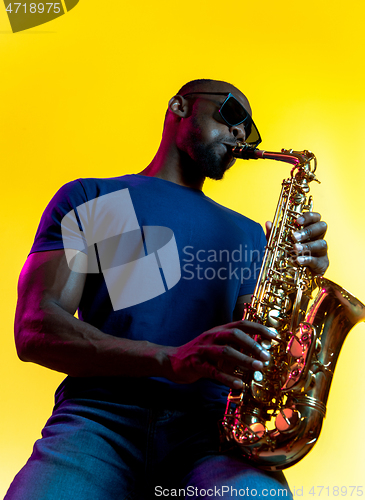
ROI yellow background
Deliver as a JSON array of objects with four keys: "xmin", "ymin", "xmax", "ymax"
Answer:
[{"xmin": 1, "ymin": 0, "xmax": 364, "ymax": 497}]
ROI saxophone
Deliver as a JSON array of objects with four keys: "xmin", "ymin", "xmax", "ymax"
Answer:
[{"xmin": 220, "ymin": 144, "xmax": 365, "ymax": 470}]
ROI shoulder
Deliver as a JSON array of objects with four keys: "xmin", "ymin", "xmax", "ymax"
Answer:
[
  {"xmin": 49, "ymin": 175, "xmax": 138, "ymax": 207},
  {"xmin": 71, "ymin": 175, "xmax": 138, "ymax": 201}
]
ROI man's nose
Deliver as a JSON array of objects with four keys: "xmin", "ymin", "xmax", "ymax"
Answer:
[{"xmin": 229, "ymin": 123, "xmax": 246, "ymax": 142}]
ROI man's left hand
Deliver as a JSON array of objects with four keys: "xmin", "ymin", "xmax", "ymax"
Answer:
[{"xmin": 266, "ymin": 212, "xmax": 329, "ymax": 276}]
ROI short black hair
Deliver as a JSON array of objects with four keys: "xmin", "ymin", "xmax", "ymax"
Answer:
[{"xmin": 176, "ymin": 79, "xmax": 218, "ymax": 96}]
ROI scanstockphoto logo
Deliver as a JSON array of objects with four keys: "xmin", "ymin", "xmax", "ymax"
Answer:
[
  {"xmin": 3, "ymin": 0, "xmax": 79, "ymax": 33},
  {"xmin": 61, "ymin": 189, "xmax": 181, "ymax": 311},
  {"xmin": 181, "ymin": 245, "xmax": 262, "ymax": 282}
]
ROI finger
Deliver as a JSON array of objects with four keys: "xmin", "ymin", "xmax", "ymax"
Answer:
[
  {"xmin": 295, "ymin": 212, "xmax": 321, "ymax": 227},
  {"xmin": 203, "ymin": 361, "xmax": 244, "ymax": 390},
  {"xmin": 207, "ymin": 348, "xmax": 266, "ymax": 390},
  {"xmin": 265, "ymin": 221, "xmax": 272, "ymax": 242},
  {"xmin": 212, "ymin": 329, "xmax": 271, "ymax": 363},
  {"xmin": 296, "ymin": 255, "xmax": 329, "ymax": 275},
  {"xmin": 215, "ymin": 345, "xmax": 266, "ymax": 371},
  {"xmin": 197, "ymin": 358, "xmax": 247, "ymax": 390},
  {"xmin": 292, "ymin": 221, "xmax": 327, "ymax": 243},
  {"xmin": 293, "ymin": 239, "xmax": 328, "ymax": 257},
  {"xmin": 225, "ymin": 339, "xmax": 270, "ymax": 364},
  {"xmin": 223, "ymin": 320, "xmax": 278, "ymax": 340}
]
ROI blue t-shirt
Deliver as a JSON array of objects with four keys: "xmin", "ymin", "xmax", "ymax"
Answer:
[{"xmin": 31, "ymin": 174, "xmax": 266, "ymax": 405}]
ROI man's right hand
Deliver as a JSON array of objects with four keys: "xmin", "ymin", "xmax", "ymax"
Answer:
[
  {"xmin": 16, "ymin": 249, "xmax": 276, "ymax": 389},
  {"xmin": 162, "ymin": 321, "xmax": 277, "ymax": 390}
]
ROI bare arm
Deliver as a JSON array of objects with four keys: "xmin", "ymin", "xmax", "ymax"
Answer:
[
  {"xmin": 15, "ymin": 250, "xmax": 275, "ymax": 389},
  {"xmin": 15, "ymin": 249, "xmax": 169, "ymax": 378}
]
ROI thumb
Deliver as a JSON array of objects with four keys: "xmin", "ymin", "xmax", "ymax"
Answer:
[{"xmin": 265, "ymin": 221, "xmax": 273, "ymax": 242}]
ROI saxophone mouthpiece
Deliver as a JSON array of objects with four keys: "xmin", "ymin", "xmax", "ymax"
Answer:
[{"xmin": 232, "ymin": 142, "xmax": 263, "ymax": 160}]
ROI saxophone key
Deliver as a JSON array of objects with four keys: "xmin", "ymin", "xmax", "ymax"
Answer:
[
  {"xmin": 267, "ymin": 309, "xmax": 284, "ymax": 328},
  {"xmin": 275, "ymin": 408, "xmax": 300, "ymax": 433}
]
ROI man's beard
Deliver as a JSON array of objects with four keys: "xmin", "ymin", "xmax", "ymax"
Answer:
[
  {"xmin": 193, "ymin": 142, "xmax": 233, "ymax": 180},
  {"xmin": 183, "ymin": 140, "xmax": 235, "ymax": 181}
]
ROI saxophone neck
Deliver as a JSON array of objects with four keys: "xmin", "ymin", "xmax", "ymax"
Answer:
[{"xmin": 232, "ymin": 143, "xmax": 319, "ymax": 182}]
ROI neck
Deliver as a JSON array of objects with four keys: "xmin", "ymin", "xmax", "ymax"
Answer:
[{"xmin": 138, "ymin": 142, "xmax": 205, "ymax": 191}]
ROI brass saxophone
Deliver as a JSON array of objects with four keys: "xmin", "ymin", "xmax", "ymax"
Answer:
[{"xmin": 220, "ymin": 144, "xmax": 365, "ymax": 470}]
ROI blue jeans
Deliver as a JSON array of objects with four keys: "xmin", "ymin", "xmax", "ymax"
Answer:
[{"xmin": 5, "ymin": 380, "xmax": 293, "ymax": 499}]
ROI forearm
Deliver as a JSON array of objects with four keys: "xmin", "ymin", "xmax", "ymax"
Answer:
[
  {"xmin": 15, "ymin": 301, "xmax": 277, "ymax": 391},
  {"xmin": 15, "ymin": 302, "xmax": 172, "ymax": 378}
]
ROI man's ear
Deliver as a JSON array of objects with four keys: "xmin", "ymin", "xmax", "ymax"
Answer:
[{"xmin": 168, "ymin": 95, "xmax": 190, "ymax": 118}]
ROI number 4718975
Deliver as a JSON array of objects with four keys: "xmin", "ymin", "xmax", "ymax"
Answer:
[
  {"xmin": 309, "ymin": 486, "xmax": 363, "ymax": 496},
  {"xmin": 6, "ymin": 3, "xmax": 61, "ymax": 13}
]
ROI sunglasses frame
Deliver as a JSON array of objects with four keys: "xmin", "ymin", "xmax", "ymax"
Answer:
[{"xmin": 180, "ymin": 91, "xmax": 262, "ymax": 148}]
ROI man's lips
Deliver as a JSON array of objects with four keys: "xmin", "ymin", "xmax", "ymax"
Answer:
[{"xmin": 222, "ymin": 143, "xmax": 237, "ymax": 154}]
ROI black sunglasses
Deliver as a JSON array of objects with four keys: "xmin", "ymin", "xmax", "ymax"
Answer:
[{"xmin": 181, "ymin": 92, "xmax": 262, "ymax": 148}]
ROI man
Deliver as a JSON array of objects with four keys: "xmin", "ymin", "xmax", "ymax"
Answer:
[{"xmin": 6, "ymin": 79, "xmax": 328, "ymax": 499}]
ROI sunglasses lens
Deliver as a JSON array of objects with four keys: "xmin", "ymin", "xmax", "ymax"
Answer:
[
  {"xmin": 245, "ymin": 122, "xmax": 261, "ymax": 148},
  {"xmin": 220, "ymin": 96, "xmax": 261, "ymax": 147},
  {"xmin": 220, "ymin": 96, "xmax": 247, "ymax": 126}
]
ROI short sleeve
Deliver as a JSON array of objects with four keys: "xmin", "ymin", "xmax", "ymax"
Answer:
[
  {"xmin": 29, "ymin": 179, "xmax": 88, "ymax": 255},
  {"xmin": 238, "ymin": 224, "xmax": 266, "ymax": 297}
]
